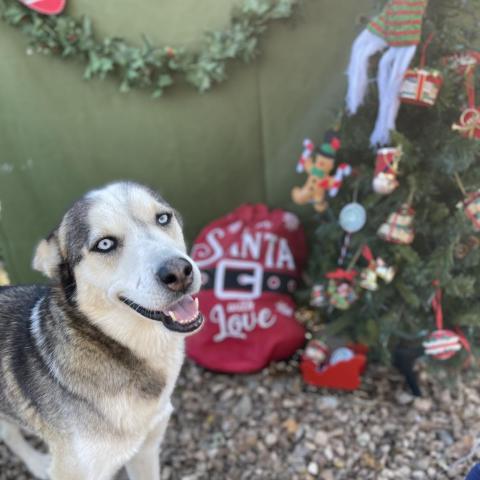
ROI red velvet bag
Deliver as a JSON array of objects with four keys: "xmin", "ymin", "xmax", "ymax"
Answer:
[{"xmin": 186, "ymin": 204, "xmax": 307, "ymax": 373}]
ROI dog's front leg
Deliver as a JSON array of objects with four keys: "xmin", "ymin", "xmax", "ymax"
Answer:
[{"xmin": 125, "ymin": 404, "xmax": 173, "ymax": 480}]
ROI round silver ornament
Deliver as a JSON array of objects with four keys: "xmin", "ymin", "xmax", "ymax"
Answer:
[{"xmin": 339, "ymin": 202, "xmax": 367, "ymax": 233}]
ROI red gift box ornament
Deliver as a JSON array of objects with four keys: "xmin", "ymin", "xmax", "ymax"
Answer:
[
  {"xmin": 378, "ymin": 203, "xmax": 415, "ymax": 245},
  {"xmin": 400, "ymin": 69, "xmax": 443, "ymax": 107},
  {"xmin": 452, "ymin": 64, "xmax": 480, "ymax": 139},
  {"xmin": 19, "ymin": 0, "xmax": 66, "ymax": 15},
  {"xmin": 400, "ymin": 34, "xmax": 443, "ymax": 107},
  {"xmin": 373, "ymin": 146, "xmax": 402, "ymax": 195}
]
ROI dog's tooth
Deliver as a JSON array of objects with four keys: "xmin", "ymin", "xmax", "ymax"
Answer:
[
  {"xmin": 168, "ymin": 311, "xmax": 177, "ymax": 321},
  {"xmin": 194, "ymin": 297, "xmax": 199, "ymax": 310}
]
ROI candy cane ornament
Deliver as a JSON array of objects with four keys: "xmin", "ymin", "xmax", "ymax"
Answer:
[
  {"xmin": 296, "ymin": 139, "xmax": 314, "ymax": 173},
  {"xmin": 329, "ymin": 163, "xmax": 352, "ymax": 197}
]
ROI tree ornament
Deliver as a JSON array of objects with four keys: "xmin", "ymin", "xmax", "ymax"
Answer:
[
  {"xmin": 454, "ymin": 236, "xmax": 480, "ymax": 259},
  {"xmin": 463, "ymin": 191, "xmax": 480, "ymax": 231},
  {"xmin": 378, "ymin": 203, "xmax": 415, "ymax": 245},
  {"xmin": 337, "ymin": 196, "xmax": 367, "ymax": 266},
  {"xmin": 422, "ymin": 282, "xmax": 463, "ymax": 360},
  {"xmin": 325, "ymin": 269, "xmax": 358, "ymax": 310},
  {"xmin": 304, "ymin": 339, "xmax": 330, "ymax": 366},
  {"xmin": 423, "ymin": 330, "xmax": 462, "ymax": 359},
  {"xmin": 452, "ymin": 64, "xmax": 480, "ymax": 139},
  {"xmin": 346, "ymin": 0, "xmax": 428, "ymax": 145},
  {"xmin": 19, "ymin": 0, "xmax": 65, "ymax": 15},
  {"xmin": 375, "ymin": 258, "xmax": 396, "ymax": 283},
  {"xmin": 300, "ymin": 343, "xmax": 368, "ymax": 391},
  {"xmin": 292, "ymin": 131, "xmax": 351, "ymax": 213},
  {"xmin": 339, "ymin": 203, "xmax": 367, "ymax": 234},
  {"xmin": 296, "ymin": 139, "xmax": 314, "ymax": 173},
  {"xmin": 329, "ymin": 347, "xmax": 355, "ymax": 365},
  {"xmin": 399, "ymin": 34, "xmax": 443, "ymax": 107},
  {"xmin": 359, "ymin": 246, "xmax": 395, "ymax": 291},
  {"xmin": 373, "ymin": 146, "xmax": 402, "ymax": 195},
  {"xmin": 310, "ymin": 284, "xmax": 328, "ymax": 308},
  {"xmin": 337, "ymin": 202, "xmax": 366, "ymax": 266},
  {"xmin": 400, "ymin": 69, "xmax": 443, "ymax": 107},
  {"xmin": 446, "ymin": 50, "xmax": 480, "ymax": 74},
  {"xmin": 454, "ymin": 173, "xmax": 480, "ymax": 231}
]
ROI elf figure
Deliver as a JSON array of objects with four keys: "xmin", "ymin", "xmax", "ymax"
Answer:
[{"xmin": 346, "ymin": 0, "xmax": 428, "ymax": 146}]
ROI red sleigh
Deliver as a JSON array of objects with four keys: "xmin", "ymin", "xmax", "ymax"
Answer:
[{"xmin": 300, "ymin": 344, "xmax": 368, "ymax": 391}]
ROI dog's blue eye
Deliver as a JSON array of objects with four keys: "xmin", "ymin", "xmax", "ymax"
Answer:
[
  {"xmin": 93, "ymin": 237, "xmax": 117, "ymax": 253},
  {"xmin": 156, "ymin": 213, "xmax": 172, "ymax": 226}
]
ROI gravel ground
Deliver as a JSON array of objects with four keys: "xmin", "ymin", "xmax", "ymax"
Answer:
[{"xmin": 1, "ymin": 359, "xmax": 479, "ymax": 480}]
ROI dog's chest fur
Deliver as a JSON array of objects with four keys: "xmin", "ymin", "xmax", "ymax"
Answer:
[{"xmin": 0, "ymin": 285, "xmax": 184, "ymax": 446}]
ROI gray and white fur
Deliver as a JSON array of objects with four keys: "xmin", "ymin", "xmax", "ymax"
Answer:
[{"xmin": 0, "ymin": 181, "xmax": 203, "ymax": 479}]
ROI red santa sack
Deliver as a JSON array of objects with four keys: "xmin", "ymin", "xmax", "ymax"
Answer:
[{"xmin": 186, "ymin": 204, "xmax": 307, "ymax": 373}]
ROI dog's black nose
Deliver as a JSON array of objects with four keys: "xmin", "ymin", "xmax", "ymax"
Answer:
[{"xmin": 157, "ymin": 258, "xmax": 193, "ymax": 293}]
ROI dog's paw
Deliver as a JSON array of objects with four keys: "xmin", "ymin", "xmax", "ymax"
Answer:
[{"xmin": 26, "ymin": 452, "xmax": 51, "ymax": 480}]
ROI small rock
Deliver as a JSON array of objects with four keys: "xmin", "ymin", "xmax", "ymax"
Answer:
[
  {"xmin": 414, "ymin": 398, "xmax": 432, "ymax": 412},
  {"xmin": 283, "ymin": 418, "xmax": 299, "ymax": 435},
  {"xmin": 448, "ymin": 434, "xmax": 474, "ymax": 457},
  {"xmin": 317, "ymin": 396, "xmax": 338, "ymax": 410},
  {"xmin": 314, "ymin": 430, "xmax": 329, "ymax": 447},
  {"xmin": 357, "ymin": 432, "xmax": 371, "ymax": 447},
  {"xmin": 395, "ymin": 391, "xmax": 414, "ymax": 405},
  {"xmin": 437, "ymin": 429, "xmax": 454, "ymax": 446},
  {"xmin": 292, "ymin": 443, "xmax": 309, "ymax": 461},
  {"xmin": 321, "ymin": 470, "xmax": 334, "ymax": 480},
  {"xmin": 307, "ymin": 462, "xmax": 319, "ymax": 476},
  {"xmin": 265, "ymin": 433, "xmax": 277, "ymax": 447},
  {"xmin": 233, "ymin": 395, "xmax": 252, "ymax": 418},
  {"xmin": 397, "ymin": 466, "xmax": 411, "ymax": 477},
  {"xmin": 412, "ymin": 470, "xmax": 426, "ymax": 480},
  {"xmin": 324, "ymin": 445, "xmax": 334, "ymax": 461}
]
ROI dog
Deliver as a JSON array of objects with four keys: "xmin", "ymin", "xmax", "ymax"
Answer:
[{"xmin": 0, "ymin": 181, "xmax": 204, "ymax": 479}]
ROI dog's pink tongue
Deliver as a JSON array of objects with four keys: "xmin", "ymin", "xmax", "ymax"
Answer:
[{"xmin": 167, "ymin": 296, "xmax": 198, "ymax": 323}]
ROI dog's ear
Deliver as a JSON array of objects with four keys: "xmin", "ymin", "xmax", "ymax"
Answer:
[{"xmin": 33, "ymin": 233, "xmax": 62, "ymax": 279}]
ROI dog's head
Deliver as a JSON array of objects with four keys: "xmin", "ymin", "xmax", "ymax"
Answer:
[{"xmin": 33, "ymin": 182, "xmax": 203, "ymax": 334}]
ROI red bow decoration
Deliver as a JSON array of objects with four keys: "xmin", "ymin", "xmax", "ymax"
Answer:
[
  {"xmin": 452, "ymin": 64, "xmax": 480, "ymax": 139},
  {"xmin": 325, "ymin": 269, "xmax": 357, "ymax": 282}
]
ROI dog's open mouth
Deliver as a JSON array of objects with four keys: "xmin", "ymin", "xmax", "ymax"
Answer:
[{"xmin": 119, "ymin": 295, "xmax": 203, "ymax": 333}]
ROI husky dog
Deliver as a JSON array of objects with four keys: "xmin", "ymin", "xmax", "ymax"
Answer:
[{"xmin": 0, "ymin": 182, "xmax": 203, "ymax": 480}]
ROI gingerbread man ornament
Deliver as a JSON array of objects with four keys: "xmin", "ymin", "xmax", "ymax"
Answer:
[{"xmin": 292, "ymin": 131, "xmax": 351, "ymax": 213}]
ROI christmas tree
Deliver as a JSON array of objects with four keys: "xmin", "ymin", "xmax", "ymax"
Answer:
[{"xmin": 300, "ymin": 0, "xmax": 480, "ymax": 372}]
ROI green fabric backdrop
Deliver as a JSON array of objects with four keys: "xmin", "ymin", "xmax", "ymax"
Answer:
[{"xmin": 0, "ymin": 0, "xmax": 371, "ymax": 282}]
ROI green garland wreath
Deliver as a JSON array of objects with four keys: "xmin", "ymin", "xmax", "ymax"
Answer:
[{"xmin": 2, "ymin": 0, "xmax": 301, "ymax": 97}]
